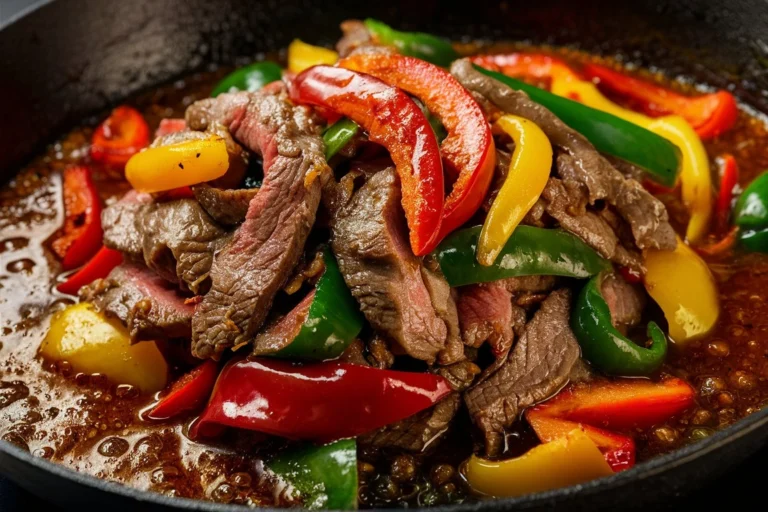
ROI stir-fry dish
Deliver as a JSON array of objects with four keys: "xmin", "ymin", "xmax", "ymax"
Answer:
[{"xmin": 4, "ymin": 18, "xmax": 768, "ymax": 508}]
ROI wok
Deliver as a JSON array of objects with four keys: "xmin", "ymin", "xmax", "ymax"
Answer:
[{"xmin": 1, "ymin": 0, "xmax": 768, "ymax": 510}]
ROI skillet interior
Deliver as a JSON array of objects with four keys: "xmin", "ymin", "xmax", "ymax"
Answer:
[{"xmin": 2, "ymin": 0, "xmax": 768, "ymax": 510}]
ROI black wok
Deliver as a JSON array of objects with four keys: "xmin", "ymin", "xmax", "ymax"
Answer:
[{"xmin": 1, "ymin": 0, "xmax": 768, "ymax": 510}]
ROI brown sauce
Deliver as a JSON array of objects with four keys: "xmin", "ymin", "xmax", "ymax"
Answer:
[{"xmin": 2, "ymin": 46, "xmax": 768, "ymax": 507}]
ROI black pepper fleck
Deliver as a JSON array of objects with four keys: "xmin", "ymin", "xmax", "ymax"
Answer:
[
  {"xmin": 178, "ymin": 163, "xmax": 184, "ymax": 169},
  {"xmin": 196, "ymin": 153, "xmax": 201, "ymax": 158}
]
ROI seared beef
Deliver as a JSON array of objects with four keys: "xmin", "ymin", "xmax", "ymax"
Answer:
[
  {"xmin": 336, "ymin": 19, "xmax": 374, "ymax": 57},
  {"xmin": 451, "ymin": 59, "xmax": 676, "ymax": 254},
  {"xmin": 251, "ymin": 290, "xmax": 315, "ymax": 356},
  {"xmin": 102, "ymin": 197, "xmax": 229, "ymax": 294},
  {"xmin": 186, "ymin": 88, "xmax": 329, "ymax": 359},
  {"xmin": 192, "ymin": 184, "xmax": 259, "ymax": 225},
  {"xmin": 80, "ymin": 263, "xmax": 194, "ymax": 343},
  {"xmin": 464, "ymin": 289, "xmax": 580, "ymax": 455},
  {"xmin": 437, "ymin": 360, "xmax": 482, "ymax": 392},
  {"xmin": 601, "ymin": 272, "xmax": 646, "ymax": 332},
  {"xmin": 331, "ymin": 166, "xmax": 461, "ymax": 364}
]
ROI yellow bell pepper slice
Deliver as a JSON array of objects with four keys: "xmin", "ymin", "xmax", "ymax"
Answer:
[
  {"xmin": 125, "ymin": 136, "xmax": 229, "ymax": 193},
  {"xmin": 288, "ymin": 39, "xmax": 339, "ymax": 74},
  {"xmin": 643, "ymin": 237, "xmax": 719, "ymax": 343},
  {"xmin": 478, "ymin": 114, "xmax": 552, "ymax": 266},
  {"xmin": 40, "ymin": 303, "xmax": 168, "ymax": 393},
  {"xmin": 551, "ymin": 75, "xmax": 712, "ymax": 243},
  {"xmin": 465, "ymin": 428, "xmax": 613, "ymax": 498}
]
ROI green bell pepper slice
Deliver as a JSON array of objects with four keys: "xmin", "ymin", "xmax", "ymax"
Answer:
[
  {"xmin": 269, "ymin": 439, "xmax": 357, "ymax": 510},
  {"xmin": 273, "ymin": 248, "xmax": 364, "ymax": 360},
  {"xmin": 474, "ymin": 65, "xmax": 682, "ymax": 187},
  {"xmin": 734, "ymin": 171, "xmax": 768, "ymax": 229},
  {"xmin": 572, "ymin": 273, "xmax": 668, "ymax": 376},
  {"xmin": 433, "ymin": 225, "xmax": 611, "ymax": 287},
  {"xmin": 738, "ymin": 227, "xmax": 768, "ymax": 253},
  {"xmin": 323, "ymin": 118, "xmax": 360, "ymax": 160},
  {"xmin": 364, "ymin": 18, "xmax": 459, "ymax": 68},
  {"xmin": 211, "ymin": 61, "xmax": 283, "ymax": 97}
]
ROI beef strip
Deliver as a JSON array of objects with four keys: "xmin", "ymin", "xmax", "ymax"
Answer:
[
  {"xmin": 451, "ymin": 59, "xmax": 676, "ymax": 254},
  {"xmin": 331, "ymin": 166, "xmax": 461, "ymax": 364},
  {"xmin": 185, "ymin": 88, "xmax": 329, "ymax": 359},
  {"xmin": 336, "ymin": 19, "xmax": 374, "ymax": 57},
  {"xmin": 464, "ymin": 289, "xmax": 581, "ymax": 456},
  {"xmin": 192, "ymin": 184, "xmax": 259, "ymax": 225},
  {"xmin": 102, "ymin": 197, "xmax": 229, "ymax": 294},
  {"xmin": 80, "ymin": 263, "xmax": 194, "ymax": 343},
  {"xmin": 601, "ymin": 272, "xmax": 647, "ymax": 332}
]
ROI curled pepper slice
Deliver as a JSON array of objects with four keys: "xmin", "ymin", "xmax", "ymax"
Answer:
[
  {"xmin": 125, "ymin": 135, "xmax": 229, "ymax": 193},
  {"xmin": 289, "ymin": 65, "xmax": 444, "ymax": 255},
  {"xmin": 733, "ymin": 170, "xmax": 768, "ymax": 229},
  {"xmin": 465, "ymin": 429, "xmax": 613, "ymax": 498},
  {"xmin": 90, "ymin": 106, "xmax": 150, "ymax": 168},
  {"xmin": 572, "ymin": 273, "xmax": 667, "ymax": 376},
  {"xmin": 211, "ymin": 61, "xmax": 282, "ymax": 97},
  {"xmin": 57, "ymin": 246, "xmax": 123, "ymax": 295},
  {"xmin": 478, "ymin": 114, "xmax": 551, "ymax": 266},
  {"xmin": 288, "ymin": 39, "xmax": 338, "ymax": 74},
  {"xmin": 363, "ymin": 18, "xmax": 458, "ymax": 67},
  {"xmin": 339, "ymin": 52, "xmax": 495, "ymax": 248},
  {"xmin": 147, "ymin": 360, "xmax": 219, "ymax": 420},
  {"xmin": 715, "ymin": 154, "xmax": 739, "ymax": 231},
  {"xmin": 643, "ymin": 238, "xmax": 719, "ymax": 344},
  {"xmin": 52, "ymin": 166, "xmax": 103, "ymax": 270},
  {"xmin": 583, "ymin": 63, "xmax": 738, "ymax": 140}
]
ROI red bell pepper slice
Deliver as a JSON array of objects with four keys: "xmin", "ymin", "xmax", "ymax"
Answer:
[
  {"xmin": 469, "ymin": 53, "xmax": 578, "ymax": 88},
  {"xmin": 56, "ymin": 246, "xmax": 123, "ymax": 295},
  {"xmin": 339, "ymin": 53, "xmax": 495, "ymax": 247},
  {"xmin": 530, "ymin": 378, "xmax": 695, "ymax": 430},
  {"xmin": 288, "ymin": 65, "xmax": 444, "ymax": 256},
  {"xmin": 583, "ymin": 63, "xmax": 738, "ymax": 140},
  {"xmin": 525, "ymin": 410, "xmax": 635, "ymax": 472},
  {"xmin": 90, "ymin": 106, "xmax": 150, "ymax": 167},
  {"xmin": 154, "ymin": 118, "xmax": 187, "ymax": 138},
  {"xmin": 147, "ymin": 360, "xmax": 220, "ymax": 420},
  {"xmin": 51, "ymin": 166, "xmax": 103, "ymax": 270},
  {"xmin": 190, "ymin": 358, "xmax": 452, "ymax": 442},
  {"xmin": 715, "ymin": 154, "xmax": 739, "ymax": 231}
]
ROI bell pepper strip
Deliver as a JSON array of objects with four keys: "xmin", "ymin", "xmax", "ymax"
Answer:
[
  {"xmin": 288, "ymin": 39, "xmax": 338, "ymax": 74},
  {"xmin": 738, "ymin": 227, "xmax": 768, "ymax": 253},
  {"xmin": 474, "ymin": 65, "xmax": 682, "ymax": 187},
  {"xmin": 583, "ymin": 63, "xmax": 738, "ymax": 140},
  {"xmin": 525, "ymin": 411, "xmax": 635, "ymax": 472},
  {"xmin": 695, "ymin": 226, "xmax": 739, "ymax": 257},
  {"xmin": 714, "ymin": 155, "xmax": 739, "ymax": 231},
  {"xmin": 147, "ymin": 360, "xmax": 219, "ymax": 420},
  {"xmin": 56, "ymin": 246, "xmax": 123, "ymax": 295},
  {"xmin": 643, "ymin": 237, "xmax": 719, "ymax": 343},
  {"xmin": 529, "ymin": 378, "xmax": 696, "ymax": 430},
  {"xmin": 154, "ymin": 118, "xmax": 187, "ymax": 138},
  {"xmin": 125, "ymin": 135, "xmax": 229, "ymax": 193},
  {"xmin": 363, "ymin": 18, "xmax": 458, "ymax": 67},
  {"xmin": 478, "ymin": 114, "xmax": 552, "ymax": 266},
  {"xmin": 339, "ymin": 53, "xmax": 495, "ymax": 247},
  {"xmin": 289, "ymin": 65, "xmax": 444, "ymax": 255},
  {"xmin": 433, "ymin": 225, "xmax": 611, "ymax": 287},
  {"xmin": 190, "ymin": 358, "xmax": 452, "ymax": 442},
  {"xmin": 572, "ymin": 274, "xmax": 667, "ymax": 376},
  {"xmin": 211, "ymin": 61, "xmax": 282, "ymax": 97},
  {"xmin": 323, "ymin": 118, "xmax": 360, "ymax": 160},
  {"xmin": 733, "ymin": 170, "xmax": 768, "ymax": 229},
  {"xmin": 545, "ymin": 69, "xmax": 713, "ymax": 242},
  {"xmin": 40, "ymin": 303, "xmax": 168, "ymax": 393},
  {"xmin": 272, "ymin": 249, "xmax": 364, "ymax": 360},
  {"xmin": 464, "ymin": 429, "xmax": 613, "ymax": 498},
  {"xmin": 90, "ymin": 106, "xmax": 150, "ymax": 168},
  {"xmin": 469, "ymin": 53, "xmax": 579, "ymax": 89},
  {"xmin": 52, "ymin": 166, "xmax": 103, "ymax": 270},
  {"xmin": 269, "ymin": 439, "xmax": 357, "ymax": 510}
]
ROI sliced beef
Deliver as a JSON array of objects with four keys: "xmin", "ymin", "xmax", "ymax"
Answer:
[
  {"xmin": 186, "ymin": 88, "xmax": 329, "ymax": 359},
  {"xmin": 436, "ymin": 360, "xmax": 482, "ymax": 392},
  {"xmin": 601, "ymin": 272, "xmax": 646, "ymax": 332},
  {"xmin": 102, "ymin": 197, "xmax": 229, "ymax": 294},
  {"xmin": 464, "ymin": 289, "xmax": 580, "ymax": 456},
  {"xmin": 192, "ymin": 184, "xmax": 259, "ymax": 225},
  {"xmin": 80, "ymin": 263, "xmax": 194, "ymax": 343},
  {"xmin": 251, "ymin": 290, "xmax": 315, "ymax": 356},
  {"xmin": 331, "ymin": 167, "xmax": 459, "ymax": 364},
  {"xmin": 458, "ymin": 283, "xmax": 516, "ymax": 355},
  {"xmin": 336, "ymin": 19, "xmax": 374, "ymax": 57},
  {"xmin": 451, "ymin": 59, "xmax": 676, "ymax": 254}
]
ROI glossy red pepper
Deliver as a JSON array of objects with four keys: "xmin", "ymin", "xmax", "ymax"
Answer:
[
  {"xmin": 190, "ymin": 358, "xmax": 452, "ymax": 442},
  {"xmin": 51, "ymin": 166, "xmax": 103, "ymax": 270},
  {"xmin": 288, "ymin": 65, "xmax": 444, "ymax": 256},
  {"xmin": 56, "ymin": 246, "xmax": 123, "ymax": 295},
  {"xmin": 154, "ymin": 118, "xmax": 187, "ymax": 138},
  {"xmin": 715, "ymin": 154, "xmax": 739, "ymax": 231},
  {"xmin": 339, "ymin": 53, "xmax": 495, "ymax": 247},
  {"xmin": 147, "ymin": 360, "xmax": 219, "ymax": 420},
  {"xmin": 470, "ymin": 53, "xmax": 578, "ymax": 88},
  {"xmin": 90, "ymin": 106, "xmax": 150, "ymax": 167},
  {"xmin": 583, "ymin": 63, "xmax": 738, "ymax": 140}
]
